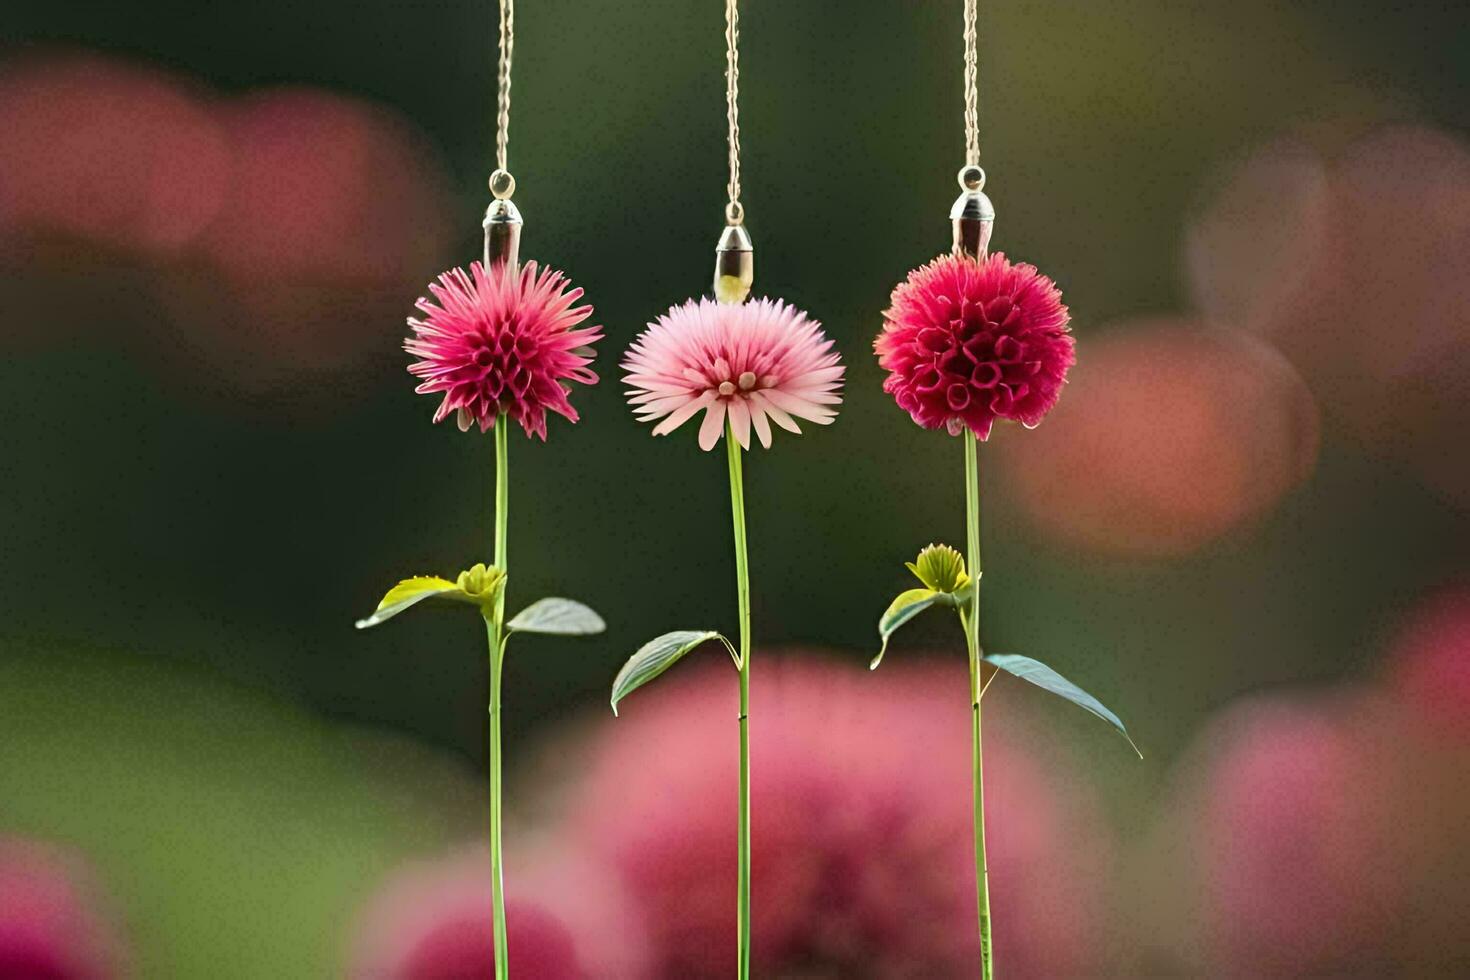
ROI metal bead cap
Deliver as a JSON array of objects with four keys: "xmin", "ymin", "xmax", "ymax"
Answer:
[
  {"xmin": 950, "ymin": 168, "xmax": 995, "ymax": 262},
  {"xmin": 488, "ymin": 168, "xmax": 516, "ymax": 201}
]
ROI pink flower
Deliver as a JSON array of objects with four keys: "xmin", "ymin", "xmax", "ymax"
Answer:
[
  {"xmin": 1385, "ymin": 582, "xmax": 1470, "ymax": 741},
  {"xmin": 622, "ymin": 298, "xmax": 844, "ymax": 450},
  {"xmin": 349, "ymin": 846, "xmax": 649, "ymax": 980},
  {"xmin": 0, "ymin": 838, "xmax": 127, "ymax": 979},
  {"xmin": 566, "ymin": 655, "xmax": 1110, "ymax": 978},
  {"xmin": 1138, "ymin": 694, "xmax": 1408, "ymax": 977},
  {"xmin": 876, "ymin": 252, "xmax": 1073, "ymax": 438},
  {"xmin": 406, "ymin": 261, "xmax": 600, "ymax": 439}
]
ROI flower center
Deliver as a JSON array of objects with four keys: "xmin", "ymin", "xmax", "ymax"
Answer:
[{"xmin": 713, "ymin": 368, "xmax": 772, "ymax": 400}]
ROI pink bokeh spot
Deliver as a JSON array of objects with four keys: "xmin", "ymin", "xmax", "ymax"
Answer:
[
  {"xmin": 0, "ymin": 838, "xmax": 126, "ymax": 980},
  {"xmin": 1187, "ymin": 125, "xmax": 1470, "ymax": 505},
  {"xmin": 1145, "ymin": 695, "xmax": 1406, "ymax": 977},
  {"xmin": 0, "ymin": 51, "xmax": 233, "ymax": 255},
  {"xmin": 568, "ymin": 655, "xmax": 1110, "ymax": 978},
  {"xmin": 350, "ymin": 846, "xmax": 648, "ymax": 980},
  {"xmin": 394, "ymin": 902, "xmax": 578, "ymax": 980},
  {"xmin": 875, "ymin": 252, "xmax": 1073, "ymax": 439},
  {"xmin": 1385, "ymin": 583, "xmax": 1470, "ymax": 741},
  {"xmin": 201, "ymin": 88, "xmax": 451, "ymax": 284}
]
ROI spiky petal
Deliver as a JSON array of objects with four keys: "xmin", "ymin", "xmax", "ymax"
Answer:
[
  {"xmin": 875, "ymin": 252, "xmax": 1073, "ymax": 438},
  {"xmin": 622, "ymin": 297, "xmax": 844, "ymax": 451},
  {"xmin": 405, "ymin": 261, "xmax": 601, "ymax": 440}
]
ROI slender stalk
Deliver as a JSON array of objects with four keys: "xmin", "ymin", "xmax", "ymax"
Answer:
[
  {"xmin": 487, "ymin": 420, "xmax": 510, "ymax": 980},
  {"xmin": 725, "ymin": 424, "xmax": 752, "ymax": 980},
  {"xmin": 964, "ymin": 433, "xmax": 993, "ymax": 979}
]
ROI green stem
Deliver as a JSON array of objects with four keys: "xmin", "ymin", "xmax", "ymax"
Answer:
[
  {"xmin": 725, "ymin": 424, "xmax": 752, "ymax": 980},
  {"xmin": 487, "ymin": 420, "xmax": 510, "ymax": 980},
  {"xmin": 964, "ymin": 433, "xmax": 993, "ymax": 979}
]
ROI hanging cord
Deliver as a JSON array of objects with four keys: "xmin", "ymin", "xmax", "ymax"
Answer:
[
  {"xmin": 724, "ymin": 0, "xmax": 743, "ymax": 223},
  {"xmin": 493, "ymin": 0, "xmax": 514, "ymax": 184},
  {"xmin": 963, "ymin": 0, "xmax": 979, "ymax": 165},
  {"xmin": 712, "ymin": 0, "xmax": 752, "ymax": 302}
]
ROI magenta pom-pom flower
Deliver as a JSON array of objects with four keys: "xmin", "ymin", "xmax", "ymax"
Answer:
[
  {"xmin": 875, "ymin": 252, "xmax": 1073, "ymax": 438},
  {"xmin": 406, "ymin": 260, "xmax": 601, "ymax": 439},
  {"xmin": 622, "ymin": 297, "xmax": 844, "ymax": 451}
]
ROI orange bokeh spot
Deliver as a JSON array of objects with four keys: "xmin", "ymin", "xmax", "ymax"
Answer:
[{"xmin": 1000, "ymin": 319, "xmax": 1319, "ymax": 558}]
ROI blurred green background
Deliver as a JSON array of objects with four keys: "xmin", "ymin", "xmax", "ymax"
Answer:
[{"xmin": 1, "ymin": 0, "xmax": 1467, "ymax": 976}]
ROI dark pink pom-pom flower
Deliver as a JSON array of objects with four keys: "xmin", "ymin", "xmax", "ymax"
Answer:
[
  {"xmin": 875, "ymin": 252, "xmax": 1073, "ymax": 438},
  {"xmin": 405, "ymin": 260, "xmax": 601, "ymax": 439}
]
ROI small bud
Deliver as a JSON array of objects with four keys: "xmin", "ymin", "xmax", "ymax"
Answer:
[
  {"xmin": 905, "ymin": 543, "xmax": 971, "ymax": 594},
  {"xmin": 455, "ymin": 563, "xmax": 506, "ymax": 599}
]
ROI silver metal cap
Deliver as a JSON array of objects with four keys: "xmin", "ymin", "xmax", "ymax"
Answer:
[
  {"xmin": 713, "ymin": 222, "xmax": 754, "ymax": 304},
  {"xmin": 950, "ymin": 189, "xmax": 995, "ymax": 261},
  {"xmin": 482, "ymin": 198, "xmax": 523, "ymax": 270}
]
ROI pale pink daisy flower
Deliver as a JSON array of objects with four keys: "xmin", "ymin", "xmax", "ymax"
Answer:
[
  {"xmin": 405, "ymin": 260, "xmax": 601, "ymax": 440},
  {"xmin": 623, "ymin": 298, "xmax": 844, "ymax": 451}
]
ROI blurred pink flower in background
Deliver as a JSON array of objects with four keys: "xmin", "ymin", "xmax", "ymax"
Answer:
[
  {"xmin": 350, "ymin": 845, "xmax": 648, "ymax": 979},
  {"xmin": 0, "ymin": 837, "xmax": 128, "ymax": 979},
  {"xmin": 0, "ymin": 49, "xmax": 457, "ymax": 409},
  {"xmin": 1133, "ymin": 683, "xmax": 1470, "ymax": 978},
  {"xmin": 999, "ymin": 319, "xmax": 1319, "ymax": 558},
  {"xmin": 565, "ymin": 655, "xmax": 1110, "ymax": 978},
  {"xmin": 1184, "ymin": 137, "xmax": 1331, "ymax": 336},
  {"xmin": 875, "ymin": 253, "xmax": 1073, "ymax": 439},
  {"xmin": 1376, "ymin": 583, "xmax": 1470, "ymax": 970},
  {"xmin": 1187, "ymin": 124, "xmax": 1470, "ymax": 506},
  {"xmin": 623, "ymin": 298, "xmax": 844, "ymax": 450},
  {"xmin": 1384, "ymin": 581, "xmax": 1470, "ymax": 742},
  {"xmin": 407, "ymin": 261, "xmax": 601, "ymax": 438},
  {"xmin": 196, "ymin": 88, "xmax": 450, "ymax": 286},
  {"xmin": 154, "ymin": 87, "xmax": 454, "ymax": 403},
  {"xmin": 0, "ymin": 51, "xmax": 232, "ymax": 256},
  {"xmin": 1191, "ymin": 697, "xmax": 1399, "ymax": 976}
]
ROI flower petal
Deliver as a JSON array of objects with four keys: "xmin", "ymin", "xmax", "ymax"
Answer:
[
  {"xmin": 727, "ymin": 398, "xmax": 752, "ymax": 450},
  {"xmin": 652, "ymin": 391, "xmax": 715, "ymax": 437},
  {"xmin": 749, "ymin": 400, "xmax": 773, "ymax": 448},
  {"xmin": 698, "ymin": 399, "xmax": 727, "ymax": 451}
]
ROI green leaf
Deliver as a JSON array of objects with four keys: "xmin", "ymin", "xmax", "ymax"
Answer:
[
  {"xmin": 984, "ymin": 654, "xmax": 1142, "ymax": 757},
  {"xmin": 507, "ymin": 597, "xmax": 606, "ymax": 636},
  {"xmin": 611, "ymin": 630, "xmax": 730, "ymax": 716},
  {"xmin": 872, "ymin": 588, "xmax": 947, "ymax": 670},
  {"xmin": 355, "ymin": 576, "xmax": 468, "ymax": 629}
]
